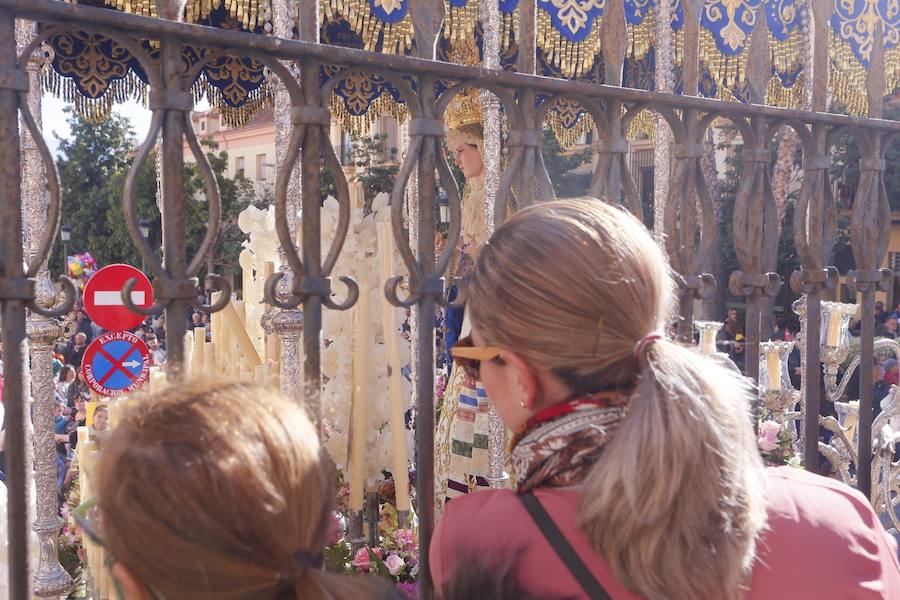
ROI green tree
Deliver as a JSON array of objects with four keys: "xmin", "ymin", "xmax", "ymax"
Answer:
[
  {"xmin": 541, "ymin": 129, "xmax": 591, "ymax": 197},
  {"xmin": 56, "ymin": 111, "xmax": 262, "ymax": 279},
  {"xmin": 53, "ymin": 109, "xmax": 135, "ymax": 271},
  {"xmin": 830, "ymin": 104, "xmax": 900, "ymax": 212},
  {"xmin": 352, "ymin": 133, "xmax": 399, "ymax": 213}
]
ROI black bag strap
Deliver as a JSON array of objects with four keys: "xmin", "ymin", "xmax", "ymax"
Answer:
[{"xmin": 518, "ymin": 491, "xmax": 613, "ymax": 600}]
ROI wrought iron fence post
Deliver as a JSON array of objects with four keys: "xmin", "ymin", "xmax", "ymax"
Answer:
[
  {"xmin": 0, "ymin": 8, "xmax": 34, "ymax": 596},
  {"xmin": 159, "ymin": 36, "xmax": 190, "ymax": 375},
  {"xmin": 846, "ymin": 20, "xmax": 891, "ymax": 498},
  {"xmin": 663, "ymin": 0, "xmax": 716, "ymax": 343},
  {"xmin": 271, "ymin": 0, "xmax": 304, "ymax": 400},
  {"xmin": 17, "ymin": 18, "xmax": 73, "ymax": 595},
  {"xmin": 791, "ymin": 122, "xmax": 839, "ymax": 472}
]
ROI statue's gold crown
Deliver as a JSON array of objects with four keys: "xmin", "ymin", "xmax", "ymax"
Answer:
[{"xmin": 445, "ymin": 86, "xmax": 483, "ymax": 131}]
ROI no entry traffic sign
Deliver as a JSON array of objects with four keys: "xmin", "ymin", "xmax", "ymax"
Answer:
[
  {"xmin": 81, "ymin": 331, "xmax": 151, "ymax": 397},
  {"xmin": 83, "ymin": 264, "xmax": 153, "ymax": 331}
]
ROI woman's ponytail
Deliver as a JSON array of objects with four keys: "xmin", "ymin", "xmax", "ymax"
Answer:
[{"xmin": 579, "ymin": 340, "xmax": 767, "ymax": 600}]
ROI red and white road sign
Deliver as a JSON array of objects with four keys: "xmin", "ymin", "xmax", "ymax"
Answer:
[
  {"xmin": 81, "ymin": 331, "xmax": 151, "ymax": 397},
  {"xmin": 83, "ymin": 264, "xmax": 153, "ymax": 331}
]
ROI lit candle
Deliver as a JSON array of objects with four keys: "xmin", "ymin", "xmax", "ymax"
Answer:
[
  {"xmin": 765, "ymin": 348, "xmax": 782, "ymax": 391},
  {"xmin": 349, "ymin": 289, "xmax": 370, "ymax": 512},
  {"xmin": 378, "ymin": 222, "xmax": 410, "ymax": 512},
  {"xmin": 826, "ymin": 309, "xmax": 841, "ymax": 347},
  {"xmin": 203, "ymin": 340, "xmax": 215, "ymax": 374}
]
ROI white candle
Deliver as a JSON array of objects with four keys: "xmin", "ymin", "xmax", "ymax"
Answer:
[
  {"xmin": 701, "ymin": 329, "xmax": 716, "ymax": 355},
  {"xmin": 184, "ymin": 332, "xmax": 194, "ymax": 375},
  {"xmin": 349, "ymin": 290, "xmax": 370, "ymax": 512},
  {"xmin": 204, "ymin": 340, "xmax": 215, "ymax": 374},
  {"xmin": 378, "ymin": 222, "xmax": 410, "ymax": 512},
  {"xmin": 193, "ymin": 327, "xmax": 206, "ymax": 373},
  {"xmin": 826, "ymin": 311, "xmax": 841, "ymax": 347},
  {"xmin": 221, "ymin": 300, "xmax": 263, "ymax": 369},
  {"xmin": 765, "ymin": 349, "xmax": 781, "ymax": 392},
  {"xmin": 108, "ymin": 401, "xmax": 122, "ymax": 430}
]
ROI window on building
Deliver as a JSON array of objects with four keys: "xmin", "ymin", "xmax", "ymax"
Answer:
[
  {"xmin": 200, "ymin": 119, "xmax": 206, "ymax": 132},
  {"xmin": 236, "ymin": 156, "xmax": 245, "ymax": 178},
  {"xmin": 256, "ymin": 153, "xmax": 267, "ymax": 180}
]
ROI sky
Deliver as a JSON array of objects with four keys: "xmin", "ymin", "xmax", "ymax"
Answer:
[{"xmin": 41, "ymin": 94, "xmax": 210, "ymax": 156}]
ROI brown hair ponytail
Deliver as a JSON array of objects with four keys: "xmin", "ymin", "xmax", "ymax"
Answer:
[{"xmin": 468, "ymin": 199, "xmax": 767, "ymax": 600}]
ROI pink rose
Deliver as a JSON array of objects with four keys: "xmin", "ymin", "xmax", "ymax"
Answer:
[
  {"xmin": 385, "ymin": 553, "xmax": 405, "ymax": 576},
  {"xmin": 393, "ymin": 528, "xmax": 415, "ymax": 549},
  {"xmin": 758, "ymin": 420, "xmax": 782, "ymax": 452},
  {"xmin": 351, "ymin": 547, "xmax": 371, "ymax": 571},
  {"xmin": 328, "ymin": 513, "xmax": 344, "ymax": 545}
]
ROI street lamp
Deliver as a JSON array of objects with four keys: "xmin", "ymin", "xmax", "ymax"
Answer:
[
  {"xmin": 60, "ymin": 224, "xmax": 71, "ymax": 275},
  {"xmin": 138, "ymin": 218, "xmax": 151, "ymax": 272}
]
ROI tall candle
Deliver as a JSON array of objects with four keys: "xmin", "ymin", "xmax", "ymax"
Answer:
[
  {"xmin": 193, "ymin": 327, "xmax": 206, "ymax": 373},
  {"xmin": 701, "ymin": 329, "xmax": 716, "ymax": 355},
  {"xmin": 184, "ymin": 332, "xmax": 194, "ymax": 375},
  {"xmin": 378, "ymin": 222, "xmax": 410, "ymax": 512},
  {"xmin": 826, "ymin": 311, "xmax": 841, "ymax": 347},
  {"xmin": 203, "ymin": 340, "xmax": 215, "ymax": 374},
  {"xmin": 765, "ymin": 349, "xmax": 781, "ymax": 392},
  {"xmin": 107, "ymin": 401, "xmax": 122, "ymax": 429},
  {"xmin": 349, "ymin": 290, "xmax": 370, "ymax": 512},
  {"xmin": 149, "ymin": 369, "xmax": 167, "ymax": 392}
]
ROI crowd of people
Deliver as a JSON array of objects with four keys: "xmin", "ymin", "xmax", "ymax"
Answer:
[
  {"xmin": 75, "ymin": 199, "xmax": 897, "ymax": 600},
  {"xmin": 45, "ymin": 305, "xmax": 214, "ymax": 500}
]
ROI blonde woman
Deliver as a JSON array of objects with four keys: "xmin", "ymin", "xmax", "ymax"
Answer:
[
  {"xmin": 432, "ymin": 199, "xmax": 900, "ymax": 599},
  {"xmin": 81, "ymin": 380, "xmax": 398, "ymax": 600}
]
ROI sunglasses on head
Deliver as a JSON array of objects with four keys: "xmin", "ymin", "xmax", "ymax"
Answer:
[{"xmin": 451, "ymin": 335, "xmax": 503, "ymax": 379}]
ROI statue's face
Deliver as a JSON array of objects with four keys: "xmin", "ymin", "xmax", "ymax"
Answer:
[{"xmin": 453, "ymin": 142, "xmax": 483, "ymax": 179}]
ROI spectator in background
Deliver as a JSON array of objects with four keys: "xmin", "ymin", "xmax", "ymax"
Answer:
[
  {"xmin": 67, "ymin": 369, "xmax": 91, "ymax": 406},
  {"xmin": 147, "ymin": 336, "xmax": 167, "ymax": 366},
  {"xmin": 189, "ymin": 311, "xmax": 203, "ymax": 330},
  {"xmin": 876, "ymin": 316, "xmax": 898, "ymax": 340},
  {"xmin": 62, "ymin": 332, "xmax": 88, "ymax": 368},
  {"xmin": 890, "ymin": 302, "xmax": 900, "ymax": 320},
  {"xmin": 873, "ymin": 364, "xmax": 891, "ymax": 409},
  {"xmin": 875, "ymin": 301, "xmax": 888, "ymax": 325},
  {"xmin": 56, "ymin": 365, "xmax": 76, "ymax": 402},
  {"xmin": 75, "ymin": 310, "xmax": 94, "ymax": 343},
  {"xmin": 883, "ymin": 358, "xmax": 899, "ymax": 387}
]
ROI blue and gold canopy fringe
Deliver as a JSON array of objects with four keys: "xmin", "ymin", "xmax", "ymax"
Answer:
[
  {"xmin": 829, "ymin": 0, "xmax": 900, "ymax": 116},
  {"xmin": 43, "ymin": 5, "xmax": 273, "ymax": 126},
  {"xmin": 698, "ymin": 0, "xmax": 805, "ymax": 106},
  {"xmin": 320, "ymin": 0, "xmax": 412, "ymax": 53}
]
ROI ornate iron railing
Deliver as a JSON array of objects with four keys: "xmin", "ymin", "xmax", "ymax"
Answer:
[{"xmin": 0, "ymin": 0, "xmax": 898, "ymax": 597}]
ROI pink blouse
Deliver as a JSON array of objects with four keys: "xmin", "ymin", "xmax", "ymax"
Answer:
[{"xmin": 431, "ymin": 467, "xmax": 900, "ymax": 599}]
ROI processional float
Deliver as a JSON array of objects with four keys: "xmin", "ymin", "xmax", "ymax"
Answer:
[{"xmin": 0, "ymin": 0, "xmax": 899, "ymax": 597}]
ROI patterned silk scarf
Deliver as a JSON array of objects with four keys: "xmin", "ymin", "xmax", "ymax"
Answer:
[{"xmin": 510, "ymin": 393, "xmax": 629, "ymax": 492}]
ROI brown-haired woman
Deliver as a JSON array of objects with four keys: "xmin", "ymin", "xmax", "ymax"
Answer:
[
  {"xmin": 432, "ymin": 198, "xmax": 900, "ymax": 599},
  {"xmin": 90, "ymin": 379, "xmax": 398, "ymax": 599}
]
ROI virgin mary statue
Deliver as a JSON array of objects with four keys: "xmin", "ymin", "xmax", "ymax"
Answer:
[{"xmin": 434, "ymin": 87, "xmax": 496, "ymax": 516}]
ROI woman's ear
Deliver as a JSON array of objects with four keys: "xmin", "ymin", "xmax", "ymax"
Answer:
[
  {"xmin": 502, "ymin": 351, "xmax": 539, "ymax": 409},
  {"xmin": 111, "ymin": 561, "xmax": 152, "ymax": 600}
]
